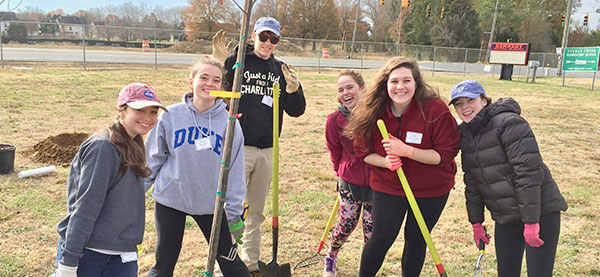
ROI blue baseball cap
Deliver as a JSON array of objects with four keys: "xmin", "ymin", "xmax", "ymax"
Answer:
[
  {"xmin": 254, "ymin": 17, "xmax": 280, "ymax": 37},
  {"xmin": 449, "ymin": 80, "xmax": 486, "ymax": 105}
]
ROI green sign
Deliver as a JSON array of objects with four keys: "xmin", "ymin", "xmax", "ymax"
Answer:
[{"xmin": 562, "ymin": 47, "xmax": 600, "ymax": 71}]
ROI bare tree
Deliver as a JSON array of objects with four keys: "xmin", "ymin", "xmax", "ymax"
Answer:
[
  {"xmin": 118, "ymin": 2, "xmax": 145, "ymax": 27},
  {"xmin": 96, "ymin": 13, "xmax": 125, "ymax": 41},
  {"xmin": 182, "ymin": 0, "xmax": 234, "ymax": 39},
  {"xmin": 87, "ymin": 7, "xmax": 107, "ymax": 22},
  {"xmin": 364, "ymin": 0, "xmax": 393, "ymax": 43},
  {"xmin": 287, "ymin": 0, "xmax": 341, "ymax": 42},
  {"xmin": 338, "ymin": 0, "xmax": 356, "ymax": 46},
  {"xmin": 252, "ymin": 0, "xmax": 278, "ymax": 23},
  {"xmin": 154, "ymin": 6, "xmax": 185, "ymax": 27},
  {"xmin": 16, "ymin": 8, "xmax": 44, "ymax": 36},
  {"xmin": 72, "ymin": 10, "xmax": 95, "ymax": 24},
  {"xmin": 17, "ymin": 6, "xmax": 45, "ymax": 16}
]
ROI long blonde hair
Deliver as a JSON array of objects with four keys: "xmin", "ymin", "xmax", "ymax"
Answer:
[
  {"xmin": 109, "ymin": 106, "xmax": 151, "ymax": 178},
  {"xmin": 345, "ymin": 57, "xmax": 439, "ymax": 149}
]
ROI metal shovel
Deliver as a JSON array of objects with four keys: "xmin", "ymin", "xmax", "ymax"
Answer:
[{"xmin": 257, "ymin": 82, "xmax": 291, "ymax": 277}]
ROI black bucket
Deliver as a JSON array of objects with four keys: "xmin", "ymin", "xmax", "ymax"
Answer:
[{"xmin": 0, "ymin": 144, "xmax": 16, "ymax": 174}]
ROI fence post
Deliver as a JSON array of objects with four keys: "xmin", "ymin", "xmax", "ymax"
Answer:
[
  {"xmin": 83, "ymin": 25, "xmax": 87, "ymax": 71},
  {"xmin": 432, "ymin": 47, "xmax": 436, "ymax": 77},
  {"xmin": 542, "ymin": 53, "xmax": 546, "ymax": 72},
  {"xmin": 360, "ymin": 43, "xmax": 364, "ymax": 73},
  {"xmin": 463, "ymin": 48, "xmax": 468, "ymax": 76},
  {"xmin": 318, "ymin": 49, "xmax": 321, "ymax": 74},
  {"xmin": 1, "ymin": 29, "xmax": 3, "ymax": 69}
]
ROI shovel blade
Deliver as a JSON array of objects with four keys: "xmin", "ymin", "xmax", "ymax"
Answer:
[{"xmin": 258, "ymin": 260, "xmax": 291, "ymax": 277}]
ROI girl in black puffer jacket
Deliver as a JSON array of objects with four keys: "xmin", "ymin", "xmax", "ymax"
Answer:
[{"xmin": 449, "ymin": 80, "xmax": 567, "ymax": 277}]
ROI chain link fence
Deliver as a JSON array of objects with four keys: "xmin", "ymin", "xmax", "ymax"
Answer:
[{"xmin": 1, "ymin": 20, "xmax": 559, "ymax": 76}]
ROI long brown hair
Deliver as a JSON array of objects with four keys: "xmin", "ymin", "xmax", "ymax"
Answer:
[
  {"xmin": 109, "ymin": 106, "xmax": 151, "ymax": 178},
  {"xmin": 345, "ymin": 57, "xmax": 439, "ymax": 148}
]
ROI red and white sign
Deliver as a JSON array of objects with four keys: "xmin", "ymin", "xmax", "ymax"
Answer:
[{"xmin": 489, "ymin": 42, "xmax": 530, "ymax": 65}]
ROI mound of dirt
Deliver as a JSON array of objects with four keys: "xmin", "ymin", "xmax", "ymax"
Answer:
[
  {"xmin": 274, "ymin": 39, "xmax": 305, "ymax": 54},
  {"xmin": 31, "ymin": 133, "xmax": 89, "ymax": 166},
  {"xmin": 165, "ymin": 39, "xmax": 213, "ymax": 54}
]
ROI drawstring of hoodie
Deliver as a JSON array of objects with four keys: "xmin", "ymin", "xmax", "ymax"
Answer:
[{"xmin": 186, "ymin": 96, "xmax": 213, "ymax": 141}]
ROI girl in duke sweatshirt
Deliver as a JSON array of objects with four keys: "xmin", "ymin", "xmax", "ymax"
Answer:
[{"xmin": 144, "ymin": 57, "xmax": 249, "ymax": 276}]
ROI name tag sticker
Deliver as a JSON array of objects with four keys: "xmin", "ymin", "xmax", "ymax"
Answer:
[
  {"xmin": 121, "ymin": 252, "xmax": 138, "ymax": 263},
  {"xmin": 195, "ymin": 137, "xmax": 212, "ymax": 151},
  {"xmin": 405, "ymin": 131, "xmax": 423, "ymax": 144},
  {"xmin": 261, "ymin": 95, "xmax": 273, "ymax": 107}
]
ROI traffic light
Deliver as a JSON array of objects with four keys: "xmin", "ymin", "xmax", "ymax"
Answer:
[
  {"xmin": 379, "ymin": 0, "xmax": 384, "ymax": 5},
  {"xmin": 561, "ymin": 13, "xmax": 566, "ymax": 26},
  {"xmin": 401, "ymin": 0, "xmax": 409, "ymax": 7},
  {"xmin": 425, "ymin": 4, "xmax": 431, "ymax": 18},
  {"xmin": 584, "ymin": 14, "xmax": 589, "ymax": 26},
  {"xmin": 440, "ymin": 6, "xmax": 445, "ymax": 19}
]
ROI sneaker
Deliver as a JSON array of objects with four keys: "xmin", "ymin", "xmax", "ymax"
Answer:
[{"xmin": 323, "ymin": 255, "xmax": 337, "ymax": 277}]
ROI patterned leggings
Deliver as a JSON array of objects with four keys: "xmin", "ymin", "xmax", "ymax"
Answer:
[{"xmin": 326, "ymin": 186, "xmax": 373, "ymax": 258}]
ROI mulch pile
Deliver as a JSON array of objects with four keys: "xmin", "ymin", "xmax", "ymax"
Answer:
[{"xmin": 31, "ymin": 133, "xmax": 89, "ymax": 166}]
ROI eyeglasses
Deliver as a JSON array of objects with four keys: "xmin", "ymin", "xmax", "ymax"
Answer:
[{"xmin": 258, "ymin": 32, "xmax": 280, "ymax": 44}]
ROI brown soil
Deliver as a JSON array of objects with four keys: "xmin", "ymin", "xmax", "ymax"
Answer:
[
  {"xmin": 31, "ymin": 133, "xmax": 89, "ymax": 166},
  {"xmin": 164, "ymin": 39, "xmax": 213, "ymax": 54}
]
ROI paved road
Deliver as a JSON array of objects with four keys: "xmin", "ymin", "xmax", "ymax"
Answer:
[{"xmin": 3, "ymin": 46, "xmax": 598, "ymax": 79}]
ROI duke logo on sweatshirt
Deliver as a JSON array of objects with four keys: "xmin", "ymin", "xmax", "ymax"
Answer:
[{"xmin": 173, "ymin": 126, "xmax": 223, "ymax": 155}]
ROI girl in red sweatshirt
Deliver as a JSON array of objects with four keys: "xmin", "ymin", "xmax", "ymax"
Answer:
[
  {"xmin": 346, "ymin": 57, "xmax": 460, "ymax": 277},
  {"xmin": 324, "ymin": 70, "xmax": 372, "ymax": 276}
]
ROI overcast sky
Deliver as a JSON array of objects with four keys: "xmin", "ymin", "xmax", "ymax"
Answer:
[
  {"xmin": 5, "ymin": 0, "xmax": 189, "ymax": 13},
  {"xmin": 3, "ymin": 0, "xmax": 600, "ymax": 29},
  {"xmin": 577, "ymin": 0, "xmax": 600, "ymax": 29}
]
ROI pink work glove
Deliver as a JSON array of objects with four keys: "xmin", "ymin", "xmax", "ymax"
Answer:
[
  {"xmin": 472, "ymin": 223, "xmax": 490, "ymax": 247},
  {"xmin": 384, "ymin": 155, "xmax": 403, "ymax": 171},
  {"xmin": 523, "ymin": 223, "xmax": 544, "ymax": 248},
  {"xmin": 382, "ymin": 134, "xmax": 415, "ymax": 158}
]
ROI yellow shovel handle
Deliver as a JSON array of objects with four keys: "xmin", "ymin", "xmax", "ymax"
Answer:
[{"xmin": 376, "ymin": 120, "xmax": 446, "ymax": 275}]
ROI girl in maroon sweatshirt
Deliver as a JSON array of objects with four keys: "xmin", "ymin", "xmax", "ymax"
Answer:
[
  {"xmin": 345, "ymin": 57, "xmax": 460, "ymax": 277},
  {"xmin": 323, "ymin": 70, "xmax": 372, "ymax": 277}
]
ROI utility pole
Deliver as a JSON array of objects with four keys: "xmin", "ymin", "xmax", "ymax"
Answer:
[
  {"xmin": 485, "ymin": 0, "xmax": 500, "ymax": 63},
  {"xmin": 397, "ymin": 5, "xmax": 403, "ymax": 55},
  {"xmin": 350, "ymin": 0, "xmax": 360, "ymax": 58},
  {"xmin": 558, "ymin": 0, "xmax": 573, "ymax": 76}
]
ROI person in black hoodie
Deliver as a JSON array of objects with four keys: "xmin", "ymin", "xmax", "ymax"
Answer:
[
  {"xmin": 214, "ymin": 17, "xmax": 306, "ymax": 275},
  {"xmin": 449, "ymin": 80, "xmax": 567, "ymax": 277}
]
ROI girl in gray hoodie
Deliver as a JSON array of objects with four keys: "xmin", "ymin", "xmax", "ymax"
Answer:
[
  {"xmin": 144, "ymin": 57, "xmax": 249, "ymax": 276},
  {"xmin": 54, "ymin": 83, "xmax": 167, "ymax": 277}
]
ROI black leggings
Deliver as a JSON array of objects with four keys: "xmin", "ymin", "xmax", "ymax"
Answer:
[
  {"xmin": 147, "ymin": 202, "xmax": 250, "ymax": 277},
  {"xmin": 495, "ymin": 212, "xmax": 561, "ymax": 277},
  {"xmin": 359, "ymin": 191, "xmax": 449, "ymax": 277}
]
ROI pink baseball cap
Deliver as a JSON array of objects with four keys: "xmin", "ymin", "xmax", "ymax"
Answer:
[{"xmin": 117, "ymin": 82, "xmax": 168, "ymax": 112}]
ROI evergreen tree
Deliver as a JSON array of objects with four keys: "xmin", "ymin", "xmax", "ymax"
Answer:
[
  {"xmin": 402, "ymin": 0, "xmax": 434, "ymax": 45},
  {"xmin": 430, "ymin": 0, "xmax": 481, "ymax": 48}
]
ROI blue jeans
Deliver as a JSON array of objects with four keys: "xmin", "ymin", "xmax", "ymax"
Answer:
[{"xmin": 55, "ymin": 241, "xmax": 138, "ymax": 277}]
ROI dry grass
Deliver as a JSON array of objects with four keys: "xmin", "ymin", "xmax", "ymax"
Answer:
[{"xmin": 0, "ymin": 64, "xmax": 599, "ymax": 276}]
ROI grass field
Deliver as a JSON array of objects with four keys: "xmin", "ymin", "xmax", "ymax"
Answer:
[{"xmin": 1, "ymin": 63, "xmax": 599, "ymax": 276}]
